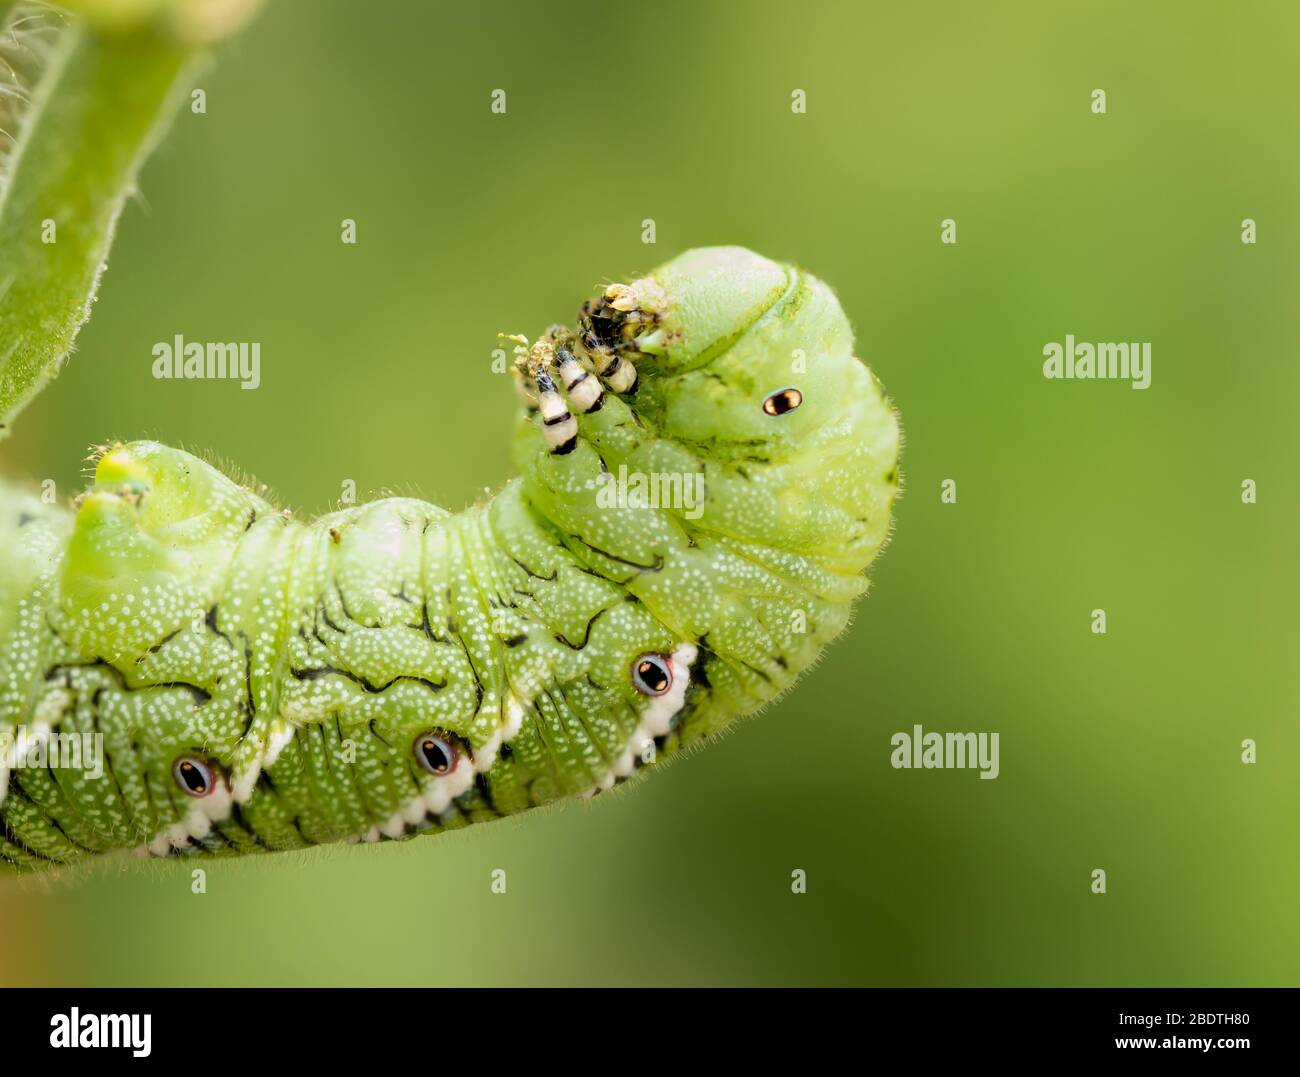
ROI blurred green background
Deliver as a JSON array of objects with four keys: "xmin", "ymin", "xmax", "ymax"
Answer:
[{"xmin": 3, "ymin": 0, "xmax": 1299, "ymax": 986}]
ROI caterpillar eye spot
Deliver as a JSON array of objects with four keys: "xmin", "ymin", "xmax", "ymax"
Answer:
[
  {"xmin": 763, "ymin": 387, "xmax": 803, "ymax": 416},
  {"xmin": 414, "ymin": 731, "xmax": 460, "ymax": 776},
  {"xmin": 631, "ymin": 653, "xmax": 673, "ymax": 696},
  {"xmin": 173, "ymin": 756, "xmax": 215, "ymax": 798}
]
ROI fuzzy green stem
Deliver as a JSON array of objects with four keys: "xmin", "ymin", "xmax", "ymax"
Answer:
[{"xmin": 0, "ymin": 5, "xmax": 195, "ymax": 439}]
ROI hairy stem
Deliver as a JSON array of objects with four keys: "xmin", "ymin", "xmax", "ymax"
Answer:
[{"xmin": 0, "ymin": 3, "xmax": 194, "ymax": 439}]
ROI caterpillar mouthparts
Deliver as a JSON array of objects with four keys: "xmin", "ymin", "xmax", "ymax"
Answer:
[{"xmin": 0, "ymin": 246, "xmax": 901, "ymax": 871}]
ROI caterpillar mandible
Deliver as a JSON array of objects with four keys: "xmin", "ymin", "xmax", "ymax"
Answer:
[{"xmin": 0, "ymin": 246, "xmax": 900, "ymax": 870}]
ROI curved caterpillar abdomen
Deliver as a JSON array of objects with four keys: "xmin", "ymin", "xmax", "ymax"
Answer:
[{"xmin": 0, "ymin": 246, "xmax": 900, "ymax": 869}]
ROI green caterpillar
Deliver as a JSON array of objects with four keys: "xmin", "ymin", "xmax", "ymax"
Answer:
[{"xmin": 0, "ymin": 246, "xmax": 900, "ymax": 870}]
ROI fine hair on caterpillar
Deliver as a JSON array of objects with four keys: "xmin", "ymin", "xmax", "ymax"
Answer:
[{"xmin": 0, "ymin": 246, "xmax": 901, "ymax": 872}]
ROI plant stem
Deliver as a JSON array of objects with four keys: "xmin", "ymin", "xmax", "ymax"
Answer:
[{"xmin": 0, "ymin": 4, "xmax": 194, "ymax": 439}]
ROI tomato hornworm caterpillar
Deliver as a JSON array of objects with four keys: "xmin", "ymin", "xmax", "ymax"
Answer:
[{"xmin": 0, "ymin": 246, "xmax": 901, "ymax": 869}]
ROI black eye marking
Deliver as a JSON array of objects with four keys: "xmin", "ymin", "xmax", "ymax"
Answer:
[
  {"xmin": 173, "ymin": 756, "xmax": 216, "ymax": 797},
  {"xmin": 763, "ymin": 387, "xmax": 803, "ymax": 416},
  {"xmin": 631, "ymin": 653, "xmax": 673, "ymax": 696},
  {"xmin": 414, "ymin": 731, "xmax": 461, "ymax": 776}
]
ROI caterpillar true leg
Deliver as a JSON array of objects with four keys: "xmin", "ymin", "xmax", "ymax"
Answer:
[
  {"xmin": 578, "ymin": 277, "xmax": 668, "ymax": 396},
  {"xmin": 514, "ymin": 338, "xmax": 581, "ymax": 456},
  {"xmin": 554, "ymin": 345, "xmax": 604, "ymax": 414},
  {"xmin": 0, "ymin": 246, "xmax": 900, "ymax": 870},
  {"xmin": 581, "ymin": 331, "xmax": 639, "ymax": 396},
  {"xmin": 517, "ymin": 335, "xmax": 621, "ymax": 455},
  {"xmin": 533, "ymin": 366, "xmax": 578, "ymax": 456}
]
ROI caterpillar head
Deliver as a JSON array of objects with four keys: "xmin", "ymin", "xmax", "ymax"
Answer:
[
  {"xmin": 578, "ymin": 246, "xmax": 865, "ymax": 460},
  {"xmin": 513, "ymin": 247, "xmax": 899, "ymax": 759}
]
